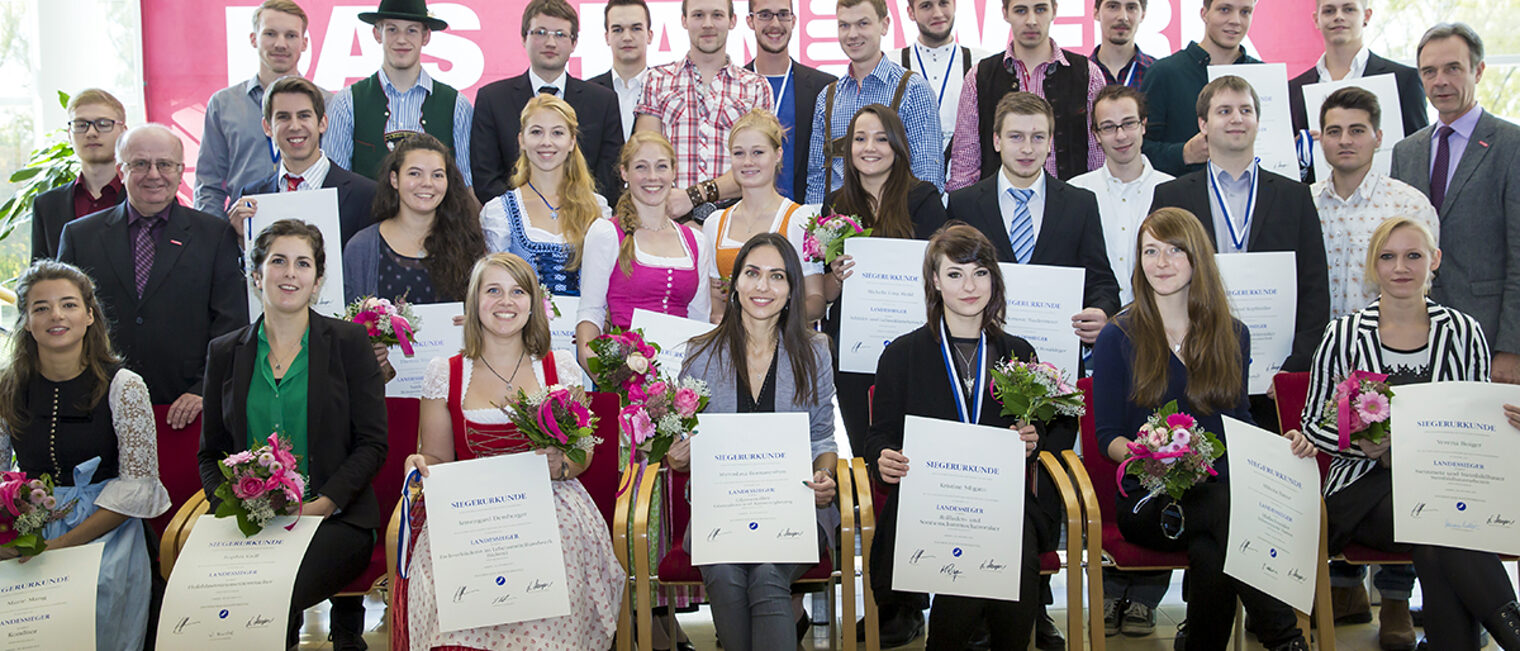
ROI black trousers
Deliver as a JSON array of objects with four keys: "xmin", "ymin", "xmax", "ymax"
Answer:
[
  {"xmin": 1117, "ymin": 481, "xmax": 1302, "ymax": 649},
  {"xmin": 289, "ymin": 519, "xmax": 374, "ymax": 646},
  {"xmin": 836, "ymin": 370, "xmax": 874, "ymax": 460}
]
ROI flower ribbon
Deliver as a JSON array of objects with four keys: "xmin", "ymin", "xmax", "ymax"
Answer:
[
  {"xmin": 1337, "ymin": 370, "xmax": 1389, "ymax": 450},
  {"xmin": 391, "ymin": 315, "xmax": 416, "ymax": 356},
  {"xmin": 1114, "ymin": 441, "xmax": 1217, "ymax": 497}
]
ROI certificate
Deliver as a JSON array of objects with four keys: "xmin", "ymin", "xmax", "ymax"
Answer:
[
  {"xmin": 1392, "ymin": 382, "xmax": 1520, "ymax": 555},
  {"xmin": 1302, "ymin": 74, "xmax": 1406, "ymax": 179},
  {"xmin": 243, "ymin": 189, "xmax": 345, "ymax": 319},
  {"xmin": 1222, "ymin": 416, "xmax": 1319, "ymax": 613},
  {"xmin": 1216, "ymin": 251, "xmax": 1297, "ymax": 394},
  {"xmin": 386, "ymin": 302, "xmax": 464, "ymax": 398},
  {"xmin": 0, "ymin": 543, "xmax": 102, "ymax": 650},
  {"xmin": 838, "ymin": 238, "xmax": 929, "ymax": 374},
  {"xmin": 157, "ymin": 515, "xmax": 322, "ymax": 650},
  {"xmin": 690, "ymin": 413, "xmax": 818, "ymax": 565},
  {"xmin": 999, "ymin": 263, "xmax": 1083, "ymax": 379},
  {"xmin": 1209, "ymin": 64, "xmax": 1297, "ymax": 178},
  {"xmin": 547, "ymin": 295, "xmax": 581, "ymax": 353},
  {"xmin": 630, "ymin": 308, "xmax": 716, "ymax": 375},
  {"xmin": 893, "ymin": 416, "xmax": 1026, "ymax": 600},
  {"xmin": 425, "ymin": 453, "xmax": 571, "ymax": 632}
]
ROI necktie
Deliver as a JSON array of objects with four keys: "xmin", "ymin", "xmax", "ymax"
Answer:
[
  {"xmin": 284, "ymin": 174, "xmax": 303, "ymax": 192},
  {"xmin": 1430, "ymin": 125, "xmax": 1455, "ymax": 210},
  {"xmin": 538, "ymin": 85, "xmax": 560, "ymax": 96},
  {"xmin": 1007, "ymin": 188, "xmax": 1035, "ymax": 264},
  {"xmin": 133, "ymin": 215, "xmax": 159, "ymax": 298}
]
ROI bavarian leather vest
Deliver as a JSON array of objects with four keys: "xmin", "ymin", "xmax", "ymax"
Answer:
[
  {"xmin": 350, "ymin": 72, "xmax": 459, "ymax": 179},
  {"xmin": 973, "ymin": 51, "xmax": 1091, "ymax": 181}
]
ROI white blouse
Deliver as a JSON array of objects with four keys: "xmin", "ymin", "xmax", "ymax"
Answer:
[
  {"xmin": 479, "ymin": 188, "xmax": 613, "ymax": 253},
  {"xmin": 421, "ymin": 352, "xmax": 586, "ymax": 424}
]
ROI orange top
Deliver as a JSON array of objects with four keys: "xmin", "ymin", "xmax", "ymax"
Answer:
[{"xmin": 713, "ymin": 201, "xmax": 803, "ymax": 279}]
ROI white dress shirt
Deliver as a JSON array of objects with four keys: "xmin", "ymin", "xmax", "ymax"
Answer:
[
  {"xmin": 1311, "ymin": 171, "xmax": 1441, "ymax": 317},
  {"xmin": 276, "ymin": 154, "xmax": 332, "ymax": 192},
  {"xmin": 1069, "ymin": 156, "xmax": 1173, "ymax": 304},
  {"xmin": 1314, "ymin": 46, "xmax": 1371, "ymax": 82},
  {"xmin": 611, "ymin": 68, "xmax": 649, "ymax": 141},
  {"xmin": 528, "ymin": 68, "xmax": 569, "ymax": 97},
  {"xmin": 998, "ymin": 169, "xmax": 1048, "ymax": 253}
]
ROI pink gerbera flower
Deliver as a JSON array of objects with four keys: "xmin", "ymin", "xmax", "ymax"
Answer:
[{"xmin": 1355, "ymin": 392, "xmax": 1390, "ymax": 424}]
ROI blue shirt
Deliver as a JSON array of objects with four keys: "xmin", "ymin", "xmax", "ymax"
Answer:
[
  {"xmin": 765, "ymin": 67, "xmax": 797, "ymax": 201},
  {"xmin": 326, "ymin": 68, "xmax": 474, "ymax": 186},
  {"xmin": 805, "ymin": 55, "xmax": 945, "ymax": 203}
]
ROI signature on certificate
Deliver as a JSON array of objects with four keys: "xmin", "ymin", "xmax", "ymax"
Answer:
[
  {"xmin": 245, "ymin": 613, "xmax": 273, "ymax": 629},
  {"xmin": 526, "ymin": 578, "xmax": 554, "ymax": 593},
  {"xmin": 172, "ymin": 616, "xmax": 200, "ymax": 634},
  {"xmin": 909, "ymin": 549, "xmax": 935, "ymax": 565},
  {"xmin": 453, "ymin": 585, "xmax": 479, "ymax": 603},
  {"xmin": 979, "ymin": 558, "xmax": 1006, "ymax": 572},
  {"xmin": 776, "ymin": 527, "xmax": 803, "ymax": 539},
  {"xmin": 938, "ymin": 563, "xmax": 964, "ymax": 582}
]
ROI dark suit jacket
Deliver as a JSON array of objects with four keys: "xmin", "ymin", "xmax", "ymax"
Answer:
[
  {"xmin": 233, "ymin": 163, "xmax": 379, "ymax": 248},
  {"xmin": 58, "ymin": 202, "xmax": 248, "ymax": 403},
  {"xmin": 1149, "ymin": 169, "xmax": 1330, "ymax": 372},
  {"xmin": 470, "ymin": 73, "xmax": 624, "ymax": 205},
  {"xmin": 1391, "ymin": 109, "xmax": 1520, "ymax": 355},
  {"xmin": 742, "ymin": 59, "xmax": 837, "ymax": 201},
  {"xmin": 1289, "ymin": 51, "xmax": 1430, "ymax": 183},
  {"xmin": 198, "ymin": 312, "xmax": 389, "ymax": 530},
  {"xmin": 32, "ymin": 180, "xmax": 125, "ymax": 261},
  {"xmin": 947, "ymin": 173, "xmax": 1122, "ymax": 317}
]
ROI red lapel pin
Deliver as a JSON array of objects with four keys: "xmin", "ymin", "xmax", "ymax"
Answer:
[
  {"xmin": 1479, "ymin": 140, "xmax": 1490, "ymax": 148},
  {"xmin": 169, "ymin": 239, "xmax": 183, "ymax": 246}
]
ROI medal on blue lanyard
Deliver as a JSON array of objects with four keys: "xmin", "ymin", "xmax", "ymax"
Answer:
[
  {"xmin": 1209, "ymin": 157, "xmax": 1259, "ymax": 252},
  {"xmin": 938, "ymin": 319, "xmax": 986, "ymax": 424},
  {"xmin": 915, "ymin": 43, "xmax": 957, "ymax": 106}
]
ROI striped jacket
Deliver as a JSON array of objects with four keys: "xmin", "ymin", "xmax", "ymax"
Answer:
[{"xmin": 1302, "ymin": 298, "xmax": 1490, "ymax": 496}]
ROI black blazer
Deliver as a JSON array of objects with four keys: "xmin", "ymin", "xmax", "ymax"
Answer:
[
  {"xmin": 946, "ymin": 173, "xmax": 1122, "ymax": 317},
  {"xmin": 743, "ymin": 59, "xmax": 837, "ymax": 201},
  {"xmin": 864, "ymin": 325, "xmax": 1056, "ymax": 593},
  {"xmin": 470, "ymin": 73, "xmax": 624, "ymax": 205},
  {"xmin": 233, "ymin": 164, "xmax": 379, "ymax": 249},
  {"xmin": 1288, "ymin": 52, "xmax": 1429, "ymax": 183},
  {"xmin": 31, "ymin": 180, "xmax": 125, "ymax": 261},
  {"xmin": 58, "ymin": 202, "xmax": 248, "ymax": 403},
  {"xmin": 198, "ymin": 312, "xmax": 389, "ymax": 530},
  {"xmin": 1149, "ymin": 169, "xmax": 1330, "ymax": 372}
]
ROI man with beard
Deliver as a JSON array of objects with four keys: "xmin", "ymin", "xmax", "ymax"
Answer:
[
  {"xmin": 33, "ymin": 89, "xmax": 127, "ymax": 260},
  {"xmin": 890, "ymin": 0, "xmax": 987, "ymax": 174},
  {"xmin": 744, "ymin": 0, "xmax": 835, "ymax": 202},
  {"xmin": 1091, "ymin": 0, "xmax": 1155, "ymax": 88}
]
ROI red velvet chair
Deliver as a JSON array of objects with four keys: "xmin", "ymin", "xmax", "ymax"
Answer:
[{"xmin": 150, "ymin": 406, "xmax": 202, "ymax": 537}]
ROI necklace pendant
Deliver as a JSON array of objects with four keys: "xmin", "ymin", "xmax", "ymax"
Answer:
[{"xmin": 550, "ymin": 209, "xmax": 559, "ymax": 220}]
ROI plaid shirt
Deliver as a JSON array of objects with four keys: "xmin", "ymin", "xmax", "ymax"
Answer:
[
  {"xmin": 636, "ymin": 56, "xmax": 774, "ymax": 189},
  {"xmin": 1091, "ymin": 44, "xmax": 1156, "ymax": 89},
  {"xmin": 804, "ymin": 55, "xmax": 945, "ymax": 203}
]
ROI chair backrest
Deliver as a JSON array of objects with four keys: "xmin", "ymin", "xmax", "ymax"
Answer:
[
  {"xmin": 578, "ymin": 391, "xmax": 625, "ymax": 529},
  {"xmin": 1075, "ymin": 377, "xmax": 1120, "ymax": 521},
  {"xmin": 664, "ymin": 465, "xmax": 693, "ymax": 552},
  {"xmin": 152, "ymin": 405, "xmax": 203, "ymax": 535},
  {"xmin": 376, "ymin": 398, "xmax": 422, "ymax": 522},
  {"xmin": 1272, "ymin": 372, "xmax": 1311, "ymax": 434}
]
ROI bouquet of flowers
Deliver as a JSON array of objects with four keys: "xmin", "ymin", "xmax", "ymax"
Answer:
[
  {"xmin": 1117, "ymin": 401, "xmax": 1224, "ymax": 501},
  {"xmin": 341, "ymin": 296, "xmax": 420, "ymax": 356},
  {"xmin": 214, "ymin": 433, "xmax": 307, "ymax": 537},
  {"xmin": 0, "ymin": 471, "xmax": 76, "ymax": 556},
  {"xmin": 540, "ymin": 284, "xmax": 561, "ymax": 318},
  {"xmin": 500, "ymin": 384, "xmax": 601, "ymax": 464},
  {"xmin": 1323, "ymin": 370, "xmax": 1394, "ymax": 450},
  {"xmin": 989, "ymin": 359, "xmax": 1085, "ymax": 425},
  {"xmin": 586, "ymin": 329, "xmax": 661, "ymax": 399},
  {"xmin": 801, "ymin": 213, "xmax": 872, "ymax": 264},
  {"xmin": 618, "ymin": 376, "xmax": 711, "ymax": 465}
]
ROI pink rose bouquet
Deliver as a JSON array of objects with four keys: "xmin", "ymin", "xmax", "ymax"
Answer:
[
  {"xmin": 1322, "ymin": 370, "xmax": 1395, "ymax": 450},
  {"xmin": 617, "ymin": 375, "xmax": 711, "ymax": 464},
  {"xmin": 586, "ymin": 328, "xmax": 661, "ymax": 400},
  {"xmin": 214, "ymin": 433, "xmax": 308, "ymax": 536},
  {"xmin": 989, "ymin": 359, "xmax": 1085, "ymax": 425},
  {"xmin": 499, "ymin": 384, "xmax": 601, "ymax": 464},
  {"xmin": 540, "ymin": 283, "xmax": 561, "ymax": 318},
  {"xmin": 0, "ymin": 471, "xmax": 76, "ymax": 556},
  {"xmin": 801, "ymin": 213, "xmax": 872, "ymax": 264},
  {"xmin": 340, "ymin": 295, "xmax": 421, "ymax": 356},
  {"xmin": 1116, "ymin": 401, "xmax": 1225, "ymax": 501}
]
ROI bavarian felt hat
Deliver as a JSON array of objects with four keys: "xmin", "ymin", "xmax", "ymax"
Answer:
[{"xmin": 358, "ymin": 0, "xmax": 448, "ymax": 31}]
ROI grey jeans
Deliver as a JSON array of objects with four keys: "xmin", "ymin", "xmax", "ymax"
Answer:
[{"xmin": 699, "ymin": 562, "xmax": 811, "ymax": 651}]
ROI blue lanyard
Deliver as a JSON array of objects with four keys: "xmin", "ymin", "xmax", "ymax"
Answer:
[
  {"xmin": 1208, "ymin": 158, "xmax": 1259, "ymax": 251},
  {"xmin": 914, "ymin": 44, "xmax": 957, "ymax": 107},
  {"xmin": 937, "ymin": 319, "xmax": 986, "ymax": 424},
  {"xmin": 769, "ymin": 64, "xmax": 793, "ymax": 107},
  {"xmin": 1120, "ymin": 58, "xmax": 1138, "ymax": 88}
]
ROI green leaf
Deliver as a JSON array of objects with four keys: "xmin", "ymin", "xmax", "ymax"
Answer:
[
  {"xmin": 236, "ymin": 513, "xmax": 261, "ymax": 537},
  {"xmin": 566, "ymin": 448, "xmax": 587, "ymax": 466},
  {"xmin": 8, "ymin": 167, "xmax": 41, "ymax": 182},
  {"xmin": 56, "ymin": 90, "xmax": 69, "ymax": 109},
  {"xmin": 645, "ymin": 437, "xmax": 674, "ymax": 465}
]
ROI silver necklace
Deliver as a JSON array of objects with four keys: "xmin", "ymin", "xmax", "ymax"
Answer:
[{"xmin": 480, "ymin": 349, "xmax": 528, "ymax": 388}]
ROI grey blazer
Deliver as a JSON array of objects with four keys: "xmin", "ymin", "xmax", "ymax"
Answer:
[
  {"xmin": 1391, "ymin": 109, "xmax": 1520, "ymax": 355},
  {"xmin": 680, "ymin": 332, "xmax": 838, "ymax": 462}
]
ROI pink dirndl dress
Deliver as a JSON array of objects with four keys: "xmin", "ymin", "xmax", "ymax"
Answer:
[{"xmin": 394, "ymin": 352, "xmax": 623, "ymax": 650}]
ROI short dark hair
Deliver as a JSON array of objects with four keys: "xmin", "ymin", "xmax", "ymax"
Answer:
[
  {"xmin": 604, "ymin": 0, "xmax": 652, "ymax": 28},
  {"xmin": 1093, "ymin": 0, "xmax": 1149, "ymax": 10},
  {"xmin": 521, "ymin": 0, "xmax": 579, "ymax": 40},
  {"xmin": 1091, "ymin": 84, "xmax": 1148, "ymax": 131},
  {"xmin": 1318, "ymin": 86, "xmax": 1382, "ymax": 131},
  {"xmin": 1195, "ymin": 75, "xmax": 1260, "ymax": 120},
  {"xmin": 250, "ymin": 218, "xmax": 327, "ymax": 281},
  {"xmin": 924, "ymin": 222, "xmax": 1007, "ymax": 338},
  {"xmin": 1417, "ymin": 23, "xmax": 1484, "ymax": 71},
  {"xmin": 262, "ymin": 76, "xmax": 326, "ymax": 123},
  {"xmin": 993, "ymin": 91, "xmax": 1055, "ymax": 135}
]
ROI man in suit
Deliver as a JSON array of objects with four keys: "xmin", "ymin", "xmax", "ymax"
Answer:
[
  {"xmin": 1287, "ymin": 0, "xmax": 1427, "ymax": 183},
  {"xmin": 588, "ymin": 0, "xmax": 653, "ymax": 142},
  {"xmin": 744, "ymin": 0, "xmax": 835, "ymax": 203},
  {"xmin": 58, "ymin": 124, "xmax": 248, "ymax": 428},
  {"xmin": 1392, "ymin": 23, "xmax": 1520, "ymax": 385},
  {"xmin": 1150, "ymin": 75, "xmax": 1330, "ymax": 398},
  {"xmin": 471, "ymin": 0, "xmax": 623, "ymax": 204},
  {"xmin": 32, "ymin": 89, "xmax": 127, "ymax": 261},
  {"xmin": 1140, "ymin": 0, "xmax": 1260, "ymax": 177},
  {"xmin": 227, "ymin": 76, "xmax": 377, "ymax": 249}
]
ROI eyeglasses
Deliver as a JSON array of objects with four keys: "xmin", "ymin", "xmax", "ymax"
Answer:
[
  {"xmin": 750, "ymin": 9, "xmax": 795, "ymax": 22},
  {"xmin": 528, "ymin": 27, "xmax": 574, "ymax": 41},
  {"xmin": 124, "ymin": 159, "xmax": 184, "ymax": 175},
  {"xmin": 70, "ymin": 118, "xmax": 120, "ymax": 134},
  {"xmin": 1095, "ymin": 119, "xmax": 1143, "ymax": 136}
]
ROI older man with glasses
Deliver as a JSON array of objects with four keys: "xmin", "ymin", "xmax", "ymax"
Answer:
[{"xmin": 32, "ymin": 89, "xmax": 129, "ymax": 261}]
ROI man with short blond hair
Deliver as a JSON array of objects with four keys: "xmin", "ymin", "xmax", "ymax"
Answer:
[{"xmin": 33, "ymin": 88, "xmax": 127, "ymax": 260}]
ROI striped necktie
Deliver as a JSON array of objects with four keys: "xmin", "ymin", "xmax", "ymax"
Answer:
[{"xmin": 1007, "ymin": 187, "xmax": 1035, "ymax": 264}]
